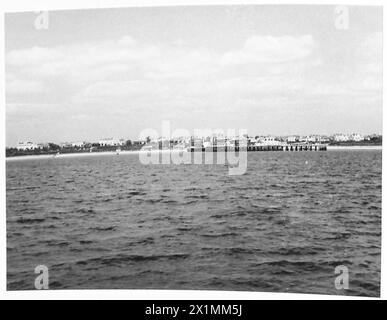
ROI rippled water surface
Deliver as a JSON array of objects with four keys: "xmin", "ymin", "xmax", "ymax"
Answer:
[{"xmin": 7, "ymin": 151, "xmax": 381, "ymax": 296}]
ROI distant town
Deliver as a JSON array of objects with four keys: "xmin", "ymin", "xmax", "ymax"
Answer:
[{"xmin": 5, "ymin": 133, "xmax": 382, "ymax": 157}]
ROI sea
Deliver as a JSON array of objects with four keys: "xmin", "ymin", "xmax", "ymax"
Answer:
[{"xmin": 6, "ymin": 150, "xmax": 382, "ymax": 296}]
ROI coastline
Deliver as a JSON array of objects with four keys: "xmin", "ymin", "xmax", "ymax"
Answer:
[
  {"xmin": 5, "ymin": 149, "xmax": 188, "ymax": 161},
  {"xmin": 327, "ymin": 145, "xmax": 382, "ymax": 150},
  {"xmin": 5, "ymin": 145, "xmax": 382, "ymax": 161}
]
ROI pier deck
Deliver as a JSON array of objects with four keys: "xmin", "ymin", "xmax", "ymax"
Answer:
[{"xmin": 188, "ymin": 144, "xmax": 327, "ymax": 152}]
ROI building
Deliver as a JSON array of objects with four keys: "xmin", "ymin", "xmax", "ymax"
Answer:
[
  {"xmin": 142, "ymin": 142, "xmax": 158, "ymax": 150},
  {"xmin": 71, "ymin": 141, "xmax": 85, "ymax": 147},
  {"xmin": 190, "ymin": 137, "xmax": 203, "ymax": 148},
  {"xmin": 173, "ymin": 142, "xmax": 187, "ymax": 150},
  {"xmin": 203, "ymin": 141, "xmax": 212, "ymax": 148},
  {"xmin": 286, "ymin": 136, "xmax": 298, "ymax": 143},
  {"xmin": 351, "ymin": 134, "xmax": 364, "ymax": 142},
  {"xmin": 98, "ymin": 138, "xmax": 125, "ymax": 146},
  {"xmin": 37, "ymin": 143, "xmax": 49, "ymax": 149},
  {"xmin": 60, "ymin": 142, "xmax": 72, "ymax": 148},
  {"xmin": 216, "ymin": 137, "xmax": 226, "ymax": 147},
  {"xmin": 258, "ymin": 136, "xmax": 281, "ymax": 146},
  {"xmin": 333, "ymin": 134, "xmax": 350, "ymax": 142},
  {"xmin": 16, "ymin": 141, "xmax": 39, "ymax": 151},
  {"xmin": 238, "ymin": 136, "xmax": 248, "ymax": 147},
  {"xmin": 132, "ymin": 140, "xmax": 147, "ymax": 146}
]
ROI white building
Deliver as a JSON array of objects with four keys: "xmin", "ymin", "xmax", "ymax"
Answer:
[
  {"xmin": 333, "ymin": 134, "xmax": 350, "ymax": 142},
  {"xmin": 60, "ymin": 142, "xmax": 72, "ymax": 148},
  {"xmin": 203, "ymin": 141, "xmax": 212, "ymax": 148},
  {"xmin": 216, "ymin": 137, "xmax": 226, "ymax": 147},
  {"xmin": 98, "ymin": 138, "xmax": 125, "ymax": 146},
  {"xmin": 249, "ymin": 137, "xmax": 258, "ymax": 144},
  {"xmin": 259, "ymin": 137, "xmax": 281, "ymax": 146},
  {"xmin": 286, "ymin": 136, "xmax": 298, "ymax": 143},
  {"xmin": 237, "ymin": 136, "xmax": 248, "ymax": 147},
  {"xmin": 16, "ymin": 141, "xmax": 39, "ymax": 151},
  {"xmin": 319, "ymin": 136, "xmax": 330, "ymax": 143},
  {"xmin": 71, "ymin": 141, "xmax": 85, "ymax": 147},
  {"xmin": 351, "ymin": 134, "xmax": 364, "ymax": 142}
]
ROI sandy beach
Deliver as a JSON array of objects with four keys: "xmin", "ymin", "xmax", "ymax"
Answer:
[{"xmin": 5, "ymin": 149, "xmax": 188, "ymax": 161}]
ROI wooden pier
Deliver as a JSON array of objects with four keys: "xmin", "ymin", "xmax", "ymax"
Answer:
[{"xmin": 188, "ymin": 144, "xmax": 327, "ymax": 152}]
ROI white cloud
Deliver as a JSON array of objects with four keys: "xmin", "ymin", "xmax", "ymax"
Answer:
[
  {"xmin": 220, "ymin": 35, "xmax": 316, "ymax": 65},
  {"xmin": 6, "ymin": 77, "xmax": 44, "ymax": 95},
  {"xmin": 6, "ymin": 34, "xmax": 322, "ymax": 112},
  {"xmin": 5, "ymin": 32, "xmax": 382, "ymax": 143},
  {"xmin": 355, "ymin": 32, "xmax": 382, "ymax": 92}
]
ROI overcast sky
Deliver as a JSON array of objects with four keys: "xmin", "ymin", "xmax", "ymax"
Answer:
[{"xmin": 5, "ymin": 5, "xmax": 382, "ymax": 146}]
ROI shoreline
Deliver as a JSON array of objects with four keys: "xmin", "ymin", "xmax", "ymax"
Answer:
[
  {"xmin": 5, "ymin": 145, "xmax": 382, "ymax": 161},
  {"xmin": 327, "ymin": 145, "xmax": 382, "ymax": 150},
  {"xmin": 5, "ymin": 149, "xmax": 187, "ymax": 161}
]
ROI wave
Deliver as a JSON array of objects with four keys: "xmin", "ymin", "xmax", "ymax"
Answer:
[
  {"xmin": 15, "ymin": 217, "xmax": 45, "ymax": 224},
  {"xmin": 75, "ymin": 252, "xmax": 190, "ymax": 266},
  {"xmin": 91, "ymin": 226, "xmax": 117, "ymax": 231}
]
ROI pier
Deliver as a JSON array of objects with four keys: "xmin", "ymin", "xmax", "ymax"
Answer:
[{"xmin": 188, "ymin": 144, "xmax": 327, "ymax": 152}]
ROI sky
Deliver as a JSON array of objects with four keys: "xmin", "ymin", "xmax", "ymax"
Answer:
[{"xmin": 5, "ymin": 5, "xmax": 383, "ymax": 146}]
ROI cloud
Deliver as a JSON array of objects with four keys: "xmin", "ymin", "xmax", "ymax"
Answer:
[
  {"xmin": 355, "ymin": 32, "xmax": 382, "ymax": 92},
  {"xmin": 220, "ymin": 35, "xmax": 316, "ymax": 65},
  {"xmin": 6, "ymin": 77, "xmax": 44, "ymax": 95},
  {"xmin": 6, "ymin": 34, "xmax": 322, "ymax": 112},
  {"xmin": 5, "ymin": 32, "xmax": 382, "ymax": 143}
]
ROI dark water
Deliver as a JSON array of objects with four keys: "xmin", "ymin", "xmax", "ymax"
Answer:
[{"xmin": 7, "ymin": 151, "xmax": 381, "ymax": 296}]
